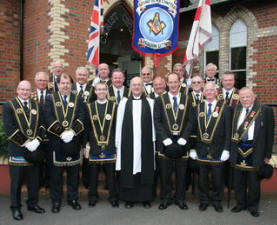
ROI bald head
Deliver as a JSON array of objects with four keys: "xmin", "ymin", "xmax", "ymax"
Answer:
[
  {"xmin": 17, "ymin": 80, "xmax": 32, "ymax": 100},
  {"xmin": 130, "ymin": 76, "xmax": 143, "ymax": 97},
  {"xmin": 52, "ymin": 61, "xmax": 64, "ymax": 77}
]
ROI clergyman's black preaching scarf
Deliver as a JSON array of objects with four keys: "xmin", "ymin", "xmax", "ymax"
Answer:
[{"xmin": 120, "ymin": 95, "xmax": 154, "ymax": 188}]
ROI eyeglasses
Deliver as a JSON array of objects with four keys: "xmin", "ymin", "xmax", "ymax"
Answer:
[
  {"xmin": 142, "ymin": 73, "xmax": 150, "ymax": 76},
  {"xmin": 36, "ymin": 79, "xmax": 48, "ymax": 82},
  {"xmin": 192, "ymin": 81, "xmax": 201, "ymax": 84}
]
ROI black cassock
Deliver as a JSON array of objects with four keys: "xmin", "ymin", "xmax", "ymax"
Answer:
[{"xmin": 115, "ymin": 95, "xmax": 155, "ymax": 202}]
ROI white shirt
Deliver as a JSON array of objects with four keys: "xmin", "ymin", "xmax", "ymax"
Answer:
[
  {"xmin": 76, "ymin": 83, "xmax": 87, "ymax": 94},
  {"xmin": 193, "ymin": 91, "xmax": 202, "ymax": 100},
  {"xmin": 168, "ymin": 92, "xmax": 180, "ymax": 106},
  {"xmin": 18, "ymin": 96, "xmax": 29, "ymax": 108},
  {"xmin": 113, "ymin": 86, "xmax": 124, "ymax": 99},
  {"xmin": 36, "ymin": 89, "xmax": 47, "ymax": 102},
  {"xmin": 97, "ymin": 99, "xmax": 107, "ymax": 104},
  {"xmin": 144, "ymin": 82, "xmax": 153, "ymax": 94},
  {"xmin": 237, "ymin": 106, "xmax": 255, "ymax": 140},
  {"xmin": 223, "ymin": 88, "xmax": 233, "ymax": 99},
  {"xmin": 115, "ymin": 97, "xmax": 156, "ymax": 174},
  {"xmin": 205, "ymin": 99, "xmax": 217, "ymax": 112}
]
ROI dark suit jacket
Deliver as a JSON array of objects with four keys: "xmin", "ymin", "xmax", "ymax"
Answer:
[
  {"xmin": 3, "ymin": 98, "xmax": 45, "ymax": 157},
  {"xmin": 44, "ymin": 92, "xmax": 86, "ymax": 153},
  {"xmin": 85, "ymin": 100, "xmax": 117, "ymax": 155},
  {"xmin": 71, "ymin": 80, "xmax": 96, "ymax": 103},
  {"xmin": 229, "ymin": 102, "xmax": 274, "ymax": 167},
  {"xmin": 154, "ymin": 93, "xmax": 194, "ymax": 153},
  {"xmin": 194, "ymin": 101, "xmax": 231, "ymax": 159}
]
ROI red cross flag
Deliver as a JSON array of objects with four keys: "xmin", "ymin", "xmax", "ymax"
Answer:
[{"xmin": 184, "ymin": 0, "xmax": 212, "ymax": 75}]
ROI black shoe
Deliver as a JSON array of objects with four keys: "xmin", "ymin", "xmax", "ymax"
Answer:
[
  {"xmin": 175, "ymin": 200, "xmax": 188, "ymax": 210},
  {"xmin": 12, "ymin": 208, "xmax": 23, "ymax": 220},
  {"xmin": 249, "ymin": 209, "xmax": 259, "ymax": 217},
  {"xmin": 88, "ymin": 200, "xmax": 97, "ymax": 207},
  {"xmin": 110, "ymin": 200, "xmax": 119, "ymax": 208},
  {"xmin": 199, "ymin": 203, "xmax": 209, "ymax": 211},
  {"xmin": 231, "ymin": 206, "xmax": 246, "ymax": 213},
  {"xmin": 125, "ymin": 202, "xmax": 134, "ymax": 209},
  {"xmin": 51, "ymin": 202, "xmax": 60, "ymax": 213},
  {"xmin": 213, "ymin": 203, "xmax": 223, "ymax": 213},
  {"xmin": 68, "ymin": 200, "xmax": 82, "ymax": 210},
  {"xmin": 142, "ymin": 202, "xmax": 151, "ymax": 209},
  {"xmin": 28, "ymin": 205, "xmax": 45, "ymax": 214},
  {"xmin": 158, "ymin": 200, "xmax": 170, "ymax": 210}
]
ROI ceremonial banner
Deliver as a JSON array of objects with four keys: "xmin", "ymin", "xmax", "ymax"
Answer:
[{"xmin": 132, "ymin": 0, "xmax": 180, "ymax": 58}]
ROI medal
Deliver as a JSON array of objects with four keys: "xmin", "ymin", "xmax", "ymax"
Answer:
[
  {"xmin": 109, "ymin": 96, "xmax": 116, "ymax": 101},
  {"xmin": 100, "ymin": 135, "xmax": 106, "ymax": 141},
  {"xmin": 99, "ymin": 152, "xmax": 106, "ymax": 159},
  {"xmin": 16, "ymin": 108, "xmax": 23, "ymax": 114},
  {"xmin": 68, "ymin": 102, "xmax": 74, "ymax": 108},
  {"xmin": 179, "ymin": 104, "xmax": 185, "ymax": 110},
  {"xmin": 233, "ymin": 94, "xmax": 239, "ymax": 100},
  {"xmin": 218, "ymin": 94, "xmax": 224, "ymax": 100},
  {"xmin": 55, "ymin": 102, "xmax": 62, "ymax": 107},
  {"xmin": 165, "ymin": 104, "xmax": 171, "ymax": 109},
  {"xmin": 26, "ymin": 129, "xmax": 33, "ymax": 136},
  {"xmin": 172, "ymin": 123, "xmax": 179, "ymax": 131},
  {"xmin": 62, "ymin": 120, "xmax": 69, "ymax": 127},
  {"xmin": 202, "ymin": 132, "xmax": 209, "ymax": 139},
  {"xmin": 66, "ymin": 157, "xmax": 72, "ymax": 161},
  {"xmin": 72, "ymin": 90, "xmax": 77, "ymax": 94},
  {"xmin": 31, "ymin": 109, "xmax": 37, "ymax": 115},
  {"xmin": 105, "ymin": 114, "xmax": 111, "ymax": 120},
  {"xmin": 234, "ymin": 132, "xmax": 239, "ymax": 140},
  {"xmin": 207, "ymin": 154, "xmax": 212, "ymax": 159},
  {"xmin": 199, "ymin": 112, "xmax": 205, "ymax": 117},
  {"xmin": 84, "ymin": 91, "xmax": 89, "ymax": 96},
  {"xmin": 212, "ymin": 112, "xmax": 218, "ymax": 117},
  {"xmin": 92, "ymin": 115, "xmax": 98, "ymax": 120},
  {"xmin": 181, "ymin": 83, "xmax": 186, "ymax": 87}
]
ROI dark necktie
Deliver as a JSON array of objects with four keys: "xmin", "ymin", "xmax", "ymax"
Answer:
[
  {"xmin": 242, "ymin": 108, "xmax": 250, "ymax": 142},
  {"xmin": 225, "ymin": 91, "xmax": 230, "ymax": 105},
  {"xmin": 117, "ymin": 89, "xmax": 121, "ymax": 103},
  {"xmin": 23, "ymin": 101, "xmax": 29, "ymax": 117},
  {"xmin": 207, "ymin": 103, "xmax": 212, "ymax": 121},
  {"xmin": 63, "ymin": 95, "xmax": 67, "ymax": 108},
  {"xmin": 196, "ymin": 93, "xmax": 200, "ymax": 104},
  {"xmin": 79, "ymin": 85, "xmax": 84, "ymax": 95},
  {"xmin": 40, "ymin": 90, "xmax": 44, "ymax": 104},
  {"xmin": 145, "ymin": 83, "xmax": 152, "ymax": 86},
  {"xmin": 173, "ymin": 96, "xmax": 178, "ymax": 114}
]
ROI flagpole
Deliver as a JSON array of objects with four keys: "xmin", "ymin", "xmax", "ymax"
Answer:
[{"xmin": 185, "ymin": 61, "xmax": 194, "ymax": 95}]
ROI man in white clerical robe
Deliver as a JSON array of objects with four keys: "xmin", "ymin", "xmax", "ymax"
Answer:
[{"xmin": 115, "ymin": 76, "xmax": 156, "ymax": 209}]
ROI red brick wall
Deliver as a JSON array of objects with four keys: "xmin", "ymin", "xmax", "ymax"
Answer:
[
  {"xmin": 63, "ymin": 0, "xmax": 93, "ymax": 77},
  {"xmin": 23, "ymin": 0, "xmax": 51, "ymax": 85},
  {"xmin": 0, "ymin": 0, "xmax": 20, "ymax": 104}
]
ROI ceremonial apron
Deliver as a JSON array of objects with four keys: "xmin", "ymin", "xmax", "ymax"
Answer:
[
  {"xmin": 158, "ymin": 93, "xmax": 189, "ymax": 159},
  {"xmin": 197, "ymin": 101, "xmax": 225, "ymax": 164},
  {"xmin": 87, "ymin": 101, "xmax": 116, "ymax": 163},
  {"xmin": 231, "ymin": 103, "xmax": 261, "ymax": 171},
  {"xmin": 51, "ymin": 92, "xmax": 81, "ymax": 166},
  {"xmin": 8, "ymin": 98, "xmax": 39, "ymax": 166}
]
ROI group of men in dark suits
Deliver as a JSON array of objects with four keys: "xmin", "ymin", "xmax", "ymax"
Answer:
[{"xmin": 2, "ymin": 61, "xmax": 274, "ymax": 221}]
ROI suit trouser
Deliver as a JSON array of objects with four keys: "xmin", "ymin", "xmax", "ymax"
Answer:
[
  {"xmin": 88, "ymin": 163, "xmax": 117, "ymax": 202},
  {"xmin": 50, "ymin": 164, "xmax": 80, "ymax": 203},
  {"xmin": 198, "ymin": 163, "xmax": 224, "ymax": 204},
  {"xmin": 9, "ymin": 165, "xmax": 39, "ymax": 209},
  {"xmin": 233, "ymin": 169, "xmax": 260, "ymax": 211},
  {"xmin": 159, "ymin": 157, "xmax": 187, "ymax": 202}
]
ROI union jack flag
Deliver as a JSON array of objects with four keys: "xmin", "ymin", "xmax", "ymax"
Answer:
[{"xmin": 87, "ymin": 0, "xmax": 104, "ymax": 67}]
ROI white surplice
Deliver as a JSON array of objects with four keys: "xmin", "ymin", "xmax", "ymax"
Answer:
[{"xmin": 115, "ymin": 97, "xmax": 156, "ymax": 174}]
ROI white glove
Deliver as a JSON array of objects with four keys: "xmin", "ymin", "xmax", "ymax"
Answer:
[
  {"xmin": 189, "ymin": 150, "xmax": 198, "ymax": 160},
  {"xmin": 220, "ymin": 150, "xmax": 230, "ymax": 161},
  {"xmin": 163, "ymin": 138, "xmax": 173, "ymax": 146},
  {"xmin": 177, "ymin": 138, "xmax": 187, "ymax": 146},
  {"xmin": 61, "ymin": 130, "xmax": 75, "ymax": 143},
  {"xmin": 25, "ymin": 138, "xmax": 40, "ymax": 152}
]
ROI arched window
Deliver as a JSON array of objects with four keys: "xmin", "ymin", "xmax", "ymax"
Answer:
[
  {"xmin": 229, "ymin": 19, "xmax": 247, "ymax": 88},
  {"xmin": 204, "ymin": 25, "xmax": 219, "ymax": 70}
]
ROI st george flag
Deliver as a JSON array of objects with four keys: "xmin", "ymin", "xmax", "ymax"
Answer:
[
  {"xmin": 184, "ymin": 0, "xmax": 212, "ymax": 75},
  {"xmin": 87, "ymin": 0, "xmax": 104, "ymax": 67}
]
